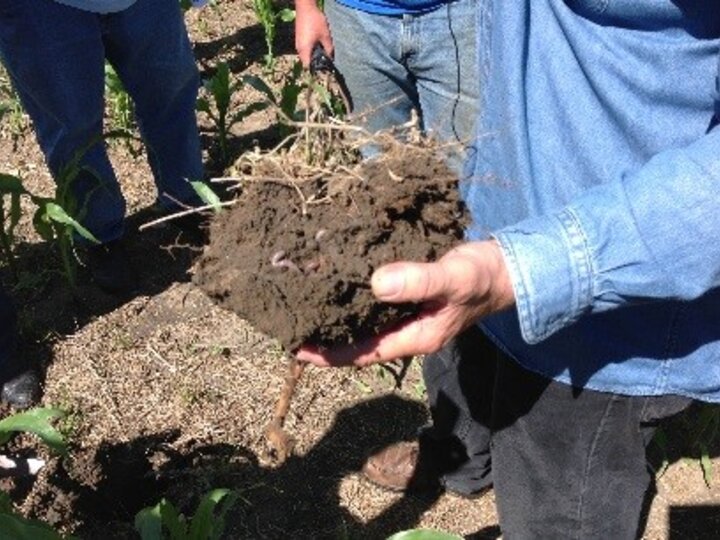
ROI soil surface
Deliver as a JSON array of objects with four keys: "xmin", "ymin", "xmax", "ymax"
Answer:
[
  {"xmin": 195, "ymin": 149, "xmax": 467, "ymax": 351},
  {"xmin": 0, "ymin": 1, "xmax": 719, "ymax": 539}
]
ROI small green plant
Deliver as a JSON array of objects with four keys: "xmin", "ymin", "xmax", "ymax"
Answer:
[
  {"xmin": 687, "ymin": 403, "xmax": 720, "ymax": 487},
  {"xmin": 0, "ymin": 65, "xmax": 27, "ymax": 137},
  {"xmin": 0, "ymin": 160, "xmax": 100, "ymax": 287},
  {"xmin": 35, "ymin": 155, "xmax": 100, "ymax": 287},
  {"xmin": 104, "ymin": 62, "xmax": 135, "ymax": 134},
  {"xmin": 196, "ymin": 62, "xmax": 269, "ymax": 165},
  {"xmin": 135, "ymin": 488, "xmax": 238, "ymax": 540},
  {"xmin": 244, "ymin": 61, "xmax": 306, "ymax": 138},
  {"xmin": 0, "ymin": 407, "xmax": 75, "ymax": 540},
  {"xmin": 251, "ymin": 0, "xmax": 295, "ymax": 69}
]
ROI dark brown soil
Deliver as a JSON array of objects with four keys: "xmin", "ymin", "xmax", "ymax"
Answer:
[{"xmin": 195, "ymin": 149, "xmax": 468, "ymax": 351}]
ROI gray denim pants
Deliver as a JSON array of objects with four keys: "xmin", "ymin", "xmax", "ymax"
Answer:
[
  {"xmin": 422, "ymin": 325, "xmax": 691, "ymax": 539},
  {"xmin": 324, "ymin": 0, "xmax": 478, "ymax": 170}
]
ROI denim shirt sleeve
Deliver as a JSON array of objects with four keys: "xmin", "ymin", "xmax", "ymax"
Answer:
[{"xmin": 494, "ymin": 116, "xmax": 720, "ymax": 345}]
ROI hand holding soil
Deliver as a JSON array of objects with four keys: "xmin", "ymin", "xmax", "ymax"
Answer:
[
  {"xmin": 296, "ymin": 240, "xmax": 516, "ymax": 367},
  {"xmin": 194, "ymin": 144, "xmax": 470, "ymax": 353}
]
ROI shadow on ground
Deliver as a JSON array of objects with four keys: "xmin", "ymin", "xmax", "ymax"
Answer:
[{"xmin": 25, "ymin": 395, "xmax": 455, "ymax": 539}]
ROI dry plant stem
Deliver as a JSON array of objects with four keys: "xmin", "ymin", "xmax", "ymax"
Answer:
[
  {"xmin": 264, "ymin": 356, "xmax": 307, "ymax": 464},
  {"xmin": 138, "ymin": 200, "xmax": 237, "ymax": 231}
]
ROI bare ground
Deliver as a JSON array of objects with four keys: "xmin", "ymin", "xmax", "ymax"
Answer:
[{"xmin": 1, "ymin": 1, "xmax": 720, "ymax": 538}]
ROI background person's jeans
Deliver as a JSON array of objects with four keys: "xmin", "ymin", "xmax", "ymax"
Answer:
[
  {"xmin": 423, "ymin": 325, "xmax": 692, "ymax": 539},
  {"xmin": 325, "ymin": 0, "xmax": 478, "ymax": 170},
  {"xmin": 0, "ymin": 0, "xmax": 203, "ymax": 243}
]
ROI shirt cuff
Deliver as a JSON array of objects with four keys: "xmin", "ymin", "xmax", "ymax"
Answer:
[{"xmin": 493, "ymin": 208, "xmax": 594, "ymax": 344}]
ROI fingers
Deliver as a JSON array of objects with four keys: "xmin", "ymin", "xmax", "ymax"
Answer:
[
  {"xmin": 372, "ymin": 261, "xmax": 449, "ymax": 304},
  {"xmin": 296, "ymin": 310, "xmax": 454, "ymax": 367}
]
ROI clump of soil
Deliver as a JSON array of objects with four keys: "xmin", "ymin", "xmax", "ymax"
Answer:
[{"xmin": 194, "ymin": 144, "xmax": 468, "ymax": 351}]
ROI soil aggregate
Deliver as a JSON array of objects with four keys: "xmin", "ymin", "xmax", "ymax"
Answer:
[{"xmin": 195, "ymin": 147, "xmax": 469, "ymax": 351}]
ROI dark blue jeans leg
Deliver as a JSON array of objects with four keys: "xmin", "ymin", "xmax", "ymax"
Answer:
[
  {"xmin": 103, "ymin": 0, "xmax": 203, "ymax": 210},
  {"xmin": 0, "ymin": 0, "xmax": 126, "ymax": 243}
]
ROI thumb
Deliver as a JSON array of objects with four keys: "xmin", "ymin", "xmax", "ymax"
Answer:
[{"xmin": 371, "ymin": 261, "xmax": 447, "ymax": 304}]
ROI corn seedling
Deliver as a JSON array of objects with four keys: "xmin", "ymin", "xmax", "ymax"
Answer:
[
  {"xmin": 685, "ymin": 403, "xmax": 720, "ymax": 487},
  {"xmin": 197, "ymin": 62, "xmax": 269, "ymax": 165},
  {"xmin": 0, "ymin": 407, "xmax": 76, "ymax": 539},
  {"xmin": 0, "ymin": 65, "xmax": 27, "ymax": 137},
  {"xmin": 251, "ymin": 0, "xmax": 295, "ymax": 69},
  {"xmin": 104, "ymin": 62, "xmax": 135, "ymax": 134},
  {"xmin": 0, "ymin": 150, "xmax": 100, "ymax": 288},
  {"xmin": 135, "ymin": 488, "xmax": 238, "ymax": 540},
  {"xmin": 243, "ymin": 61, "xmax": 306, "ymax": 138},
  {"xmin": 190, "ymin": 180, "xmax": 223, "ymax": 213},
  {"xmin": 34, "ymin": 147, "xmax": 101, "ymax": 288},
  {"xmin": 0, "ymin": 169, "xmax": 100, "ymax": 286}
]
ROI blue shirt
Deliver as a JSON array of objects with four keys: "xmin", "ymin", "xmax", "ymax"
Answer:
[
  {"xmin": 54, "ymin": 0, "xmax": 136, "ymax": 13},
  {"xmin": 336, "ymin": 0, "xmax": 448, "ymax": 16},
  {"xmin": 465, "ymin": 0, "xmax": 720, "ymax": 401}
]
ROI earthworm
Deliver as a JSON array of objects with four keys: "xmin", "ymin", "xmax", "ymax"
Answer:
[
  {"xmin": 304, "ymin": 259, "xmax": 321, "ymax": 273},
  {"xmin": 270, "ymin": 250, "xmax": 301, "ymax": 272},
  {"xmin": 315, "ymin": 229, "xmax": 329, "ymax": 242}
]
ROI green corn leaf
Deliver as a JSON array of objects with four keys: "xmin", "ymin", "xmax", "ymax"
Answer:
[
  {"xmin": 208, "ymin": 63, "xmax": 231, "ymax": 114},
  {"xmin": 228, "ymin": 101, "xmax": 269, "ymax": 128},
  {"xmin": 196, "ymin": 97, "xmax": 213, "ymax": 117},
  {"xmin": 209, "ymin": 491, "xmax": 238, "ymax": 540},
  {"xmin": 42, "ymin": 202, "xmax": 99, "ymax": 244},
  {"xmin": 0, "ymin": 408, "xmax": 67, "ymax": 456},
  {"xmin": 32, "ymin": 206, "xmax": 54, "ymax": 242},
  {"xmin": 386, "ymin": 530, "xmax": 464, "ymax": 540},
  {"xmin": 278, "ymin": 8, "xmax": 296, "ymax": 22},
  {"xmin": 159, "ymin": 498, "xmax": 188, "ymax": 540},
  {"xmin": 242, "ymin": 75, "xmax": 278, "ymax": 106},
  {"xmin": 188, "ymin": 489, "xmax": 232, "ymax": 540},
  {"xmin": 189, "ymin": 181, "xmax": 222, "ymax": 213},
  {"xmin": 135, "ymin": 502, "xmax": 164, "ymax": 540},
  {"xmin": 0, "ymin": 491, "xmax": 12, "ymax": 513},
  {"xmin": 0, "ymin": 514, "xmax": 77, "ymax": 540},
  {"xmin": 311, "ymin": 82, "xmax": 334, "ymax": 110}
]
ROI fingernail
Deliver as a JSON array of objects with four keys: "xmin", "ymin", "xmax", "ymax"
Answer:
[{"xmin": 372, "ymin": 268, "xmax": 403, "ymax": 299}]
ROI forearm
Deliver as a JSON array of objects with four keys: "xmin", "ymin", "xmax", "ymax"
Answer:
[{"xmin": 496, "ymin": 129, "xmax": 720, "ymax": 344}]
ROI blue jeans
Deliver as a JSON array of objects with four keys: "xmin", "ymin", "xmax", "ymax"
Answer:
[
  {"xmin": 0, "ymin": 0, "xmax": 203, "ymax": 243},
  {"xmin": 325, "ymin": 0, "xmax": 478, "ymax": 170},
  {"xmin": 423, "ymin": 326, "xmax": 691, "ymax": 538}
]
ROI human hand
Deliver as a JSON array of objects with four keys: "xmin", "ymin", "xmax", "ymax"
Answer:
[
  {"xmin": 296, "ymin": 241, "xmax": 516, "ymax": 367},
  {"xmin": 294, "ymin": 0, "xmax": 334, "ymax": 68}
]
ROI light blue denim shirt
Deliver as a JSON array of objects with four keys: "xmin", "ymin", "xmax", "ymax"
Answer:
[
  {"xmin": 464, "ymin": 0, "xmax": 720, "ymax": 401},
  {"xmin": 54, "ymin": 0, "xmax": 136, "ymax": 13}
]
